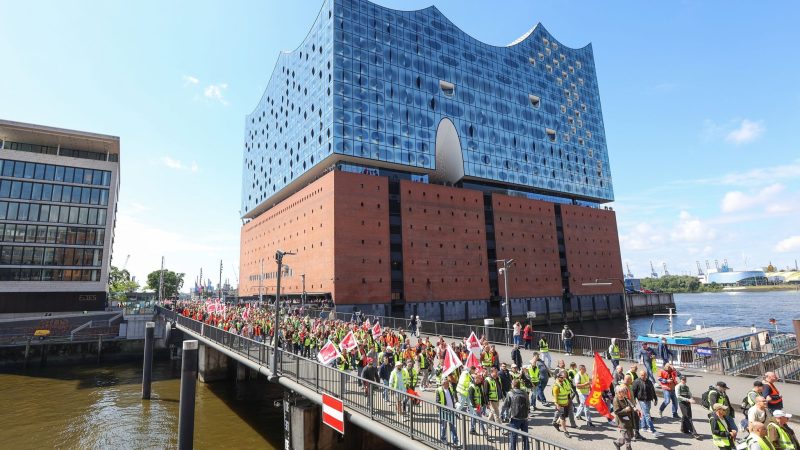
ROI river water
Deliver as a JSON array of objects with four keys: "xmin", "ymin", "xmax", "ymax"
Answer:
[
  {"xmin": 2, "ymin": 291, "xmax": 798, "ymax": 449},
  {"xmin": 0, "ymin": 360, "xmax": 281, "ymax": 449}
]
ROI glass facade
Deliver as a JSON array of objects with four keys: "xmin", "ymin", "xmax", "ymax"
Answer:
[
  {"xmin": 242, "ymin": 0, "xmax": 613, "ymax": 216},
  {"xmin": 0, "ymin": 157, "xmax": 109, "ymax": 283}
]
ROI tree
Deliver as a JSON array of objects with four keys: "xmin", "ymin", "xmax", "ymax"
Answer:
[
  {"xmin": 109, "ymin": 265, "xmax": 139, "ymax": 301},
  {"xmin": 146, "ymin": 269, "xmax": 185, "ymax": 299}
]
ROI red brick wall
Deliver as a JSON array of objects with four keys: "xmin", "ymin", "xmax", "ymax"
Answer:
[
  {"xmin": 239, "ymin": 172, "xmax": 336, "ymax": 298},
  {"xmin": 400, "ymin": 181, "xmax": 489, "ymax": 302},
  {"xmin": 560, "ymin": 205, "xmax": 623, "ymax": 295},
  {"xmin": 491, "ymin": 194, "xmax": 562, "ymax": 298},
  {"xmin": 332, "ymin": 172, "xmax": 391, "ymax": 304}
]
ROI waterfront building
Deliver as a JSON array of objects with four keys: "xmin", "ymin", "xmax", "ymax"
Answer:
[
  {"xmin": 0, "ymin": 120, "xmax": 119, "ymax": 313},
  {"xmin": 239, "ymin": 0, "xmax": 622, "ymax": 319}
]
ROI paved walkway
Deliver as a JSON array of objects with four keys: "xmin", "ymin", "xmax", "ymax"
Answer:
[{"xmin": 410, "ymin": 332, "xmax": 800, "ymax": 448}]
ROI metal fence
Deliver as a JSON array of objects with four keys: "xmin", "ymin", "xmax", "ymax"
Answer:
[
  {"xmin": 313, "ymin": 309, "xmax": 800, "ymax": 384},
  {"xmin": 158, "ymin": 307, "xmax": 570, "ymax": 450}
]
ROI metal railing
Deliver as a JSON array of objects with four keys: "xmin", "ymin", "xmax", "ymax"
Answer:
[
  {"xmin": 312, "ymin": 309, "xmax": 800, "ymax": 384},
  {"xmin": 158, "ymin": 307, "xmax": 570, "ymax": 450}
]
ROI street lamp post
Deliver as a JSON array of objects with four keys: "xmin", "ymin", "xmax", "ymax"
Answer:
[
  {"xmin": 270, "ymin": 250, "xmax": 295, "ymax": 380},
  {"xmin": 497, "ymin": 259, "xmax": 515, "ymax": 341},
  {"xmin": 582, "ymin": 278, "xmax": 630, "ymax": 340}
]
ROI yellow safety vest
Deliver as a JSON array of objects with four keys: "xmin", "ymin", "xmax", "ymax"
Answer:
[
  {"xmin": 390, "ymin": 368, "xmax": 409, "ymax": 390},
  {"xmin": 553, "ymin": 380, "xmax": 572, "ymax": 406},
  {"xmin": 711, "ymin": 417, "xmax": 731, "ymax": 448},
  {"xmin": 610, "ymin": 345, "xmax": 620, "ymax": 359},
  {"xmin": 511, "ymin": 371, "xmax": 527, "ymax": 392},
  {"xmin": 486, "ymin": 378, "xmax": 500, "ymax": 401},
  {"xmin": 456, "ymin": 371, "xmax": 471, "ymax": 397},
  {"xmin": 577, "ymin": 372, "xmax": 590, "ymax": 394},
  {"xmin": 527, "ymin": 366, "xmax": 540, "ymax": 385},
  {"xmin": 539, "ymin": 339, "xmax": 549, "ymax": 352},
  {"xmin": 481, "ymin": 352, "xmax": 493, "ymax": 367},
  {"xmin": 470, "ymin": 383, "xmax": 483, "ymax": 406},
  {"xmin": 768, "ymin": 423, "xmax": 794, "ymax": 450}
]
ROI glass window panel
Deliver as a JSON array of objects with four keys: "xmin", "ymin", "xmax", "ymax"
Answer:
[
  {"xmin": 39, "ymin": 204, "xmax": 50, "ymax": 222},
  {"xmin": 0, "ymin": 246, "xmax": 11, "ymax": 264},
  {"xmin": 10, "ymin": 181, "xmax": 22, "ymax": 198},
  {"xmin": 34, "ymin": 164, "xmax": 45, "ymax": 179},
  {"xmin": 80, "ymin": 187, "xmax": 90, "ymax": 204},
  {"xmin": 87, "ymin": 208, "xmax": 97, "ymax": 225},
  {"xmin": 96, "ymin": 229, "xmax": 105, "ymax": 246},
  {"xmin": 56, "ymin": 227, "xmax": 66, "ymax": 244},
  {"xmin": 22, "ymin": 246, "xmax": 34, "ymax": 264},
  {"xmin": 13, "ymin": 162, "xmax": 24, "ymax": 178},
  {"xmin": 74, "ymin": 168, "xmax": 84, "ymax": 184},
  {"xmin": 28, "ymin": 203, "xmax": 39, "ymax": 222},
  {"xmin": 23, "ymin": 162, "xmax": 35, "ymax": 179},
  {"xmin": 68, "ymin": 206, "xmax": 79, "ymax": 224},
  {"xmin": 97, "ymin": 209, "xmax": 106, "ymax": 226},
  {"xmin": 25, "ymin": 225, "xmax": 36, "ymax": 243},
  {"xmin": 94, "ymin": 249, "xmax": 103, "ymax": 266},
  {"xmin": 44, "ymin": 247, "xmax": 55, "ymax": 265},
  {"xmin": 2, "ymin": 224, "xmax": 13, "ymax": 242},
  {"xmin": 11, "ymin": 246, "xmax": 23, "ymax": 264},
  {"xmin": 78, "ymin": 207, "xmax": 88, "ymax": 224},
  {"xmin": 76, "ymin": 228, "xmax": 86, "ymax": 245},
  {"xmin": 86, "ymin": 228, "xmax": 95, "ymax": 246},
  {"xmin": 83, "ymin": 169, "xmax": 93, "ymax": 184},
  {"xmin": 17, "ymin": 203, "xmax": 29, "ymax": 221},
  {"xmin": 61, "ymin": 185, "xmax": 71, "ymax": 202},
  {"xmin": 58, "ymin": 205, "xmax": 69, "ymax": 223},
  {"xmin": 31, "ymin": 183, "xmax": 42, "ymax": 200},
  {"xmin": 47, "ymin": 226, "xmax": 57, "ymax": 244},
  {"xmin": 49, "ymin": 205, "xmax": 59, "ymax": 223},
  {"xmin": 100, "ymin": 190, "xmax": 108, "ymax": 206},
  {"xmin": 1, "ymin": 161, "xmax": 13, "ymax": 177},
  {"xmin": 63, "ymin": 248, "xmax": 75, "ymax": 266},
  {"xmin": 54, "ymin": 166, "xmax": 65, "ymax": 182},
  {"xmin": 14, "ymin": 224, "xmax": 25, "ymax": 242},
  {"xmin": 54, "ymin": 247, "xmax": 64, "ymax": 265},
  {"xmin": 71, "ymin": 187, "xmax": 81, "ymax": 203},
  {"xmin": 20, "ymin": 182, "xmax": 32, "ymax": 199},
  {"xmin": 83, "ymin": 249, "xmax": 93, "ymax": 266},
  {"xmin": 36, "ymin": 225, "xmax": 47, "ymax": 243},
  {"xmin": 33, "ymin": 247, "xmax": 44, "ymax": 265},
  {"xmin": 92, "ymin": 170, "xmax": 103, "ymax": 185},
  {"xmin": 0, "ymin": 180, "xmax": 10, "ymax": 197},
  {"xmin": 102, "ymin": 171, "xmax": 111, "ymax": 186},
  {"xmin": 42, "ymin": 268, "xmax": 53, "ymax": 281},
  {"xmin": 90, "ymin": 188, "xmax": 100, "ymax": 205},
  {"xmin": 52, "ymin": 184, "xmax": 62, "ymax": 202},
  {"xmin": 8, "ymin": 202, "xmax": 18, "ymax": 220},
  {"xmin": 66, "ymin": 227, "xmax": 76, "ymax": 245},
  {"xmin": 44, "ymin": 165, "xmax": 55, "ymax": 181},
  {"xmin": 0, "ymin": 201, "xmax": 6, "ymax": 220},
  {"xmin": 64, "ymin": 167, "xmax": 74, "ymax": 183},
  {"xmin": 81, "ymin": 269, "xmax": 91, "ymax": 281},
  {"xmin": 42, "ymin": 183, "xmax": 52, "ymax": 201}
]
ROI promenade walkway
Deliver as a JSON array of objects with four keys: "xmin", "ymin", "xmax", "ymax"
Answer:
[{"xmin": 411, "ymin": 330, "xmax": 800, "ymax": 448}]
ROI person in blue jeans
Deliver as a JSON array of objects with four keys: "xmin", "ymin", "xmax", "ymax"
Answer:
[
  {"xmin": 638, "ymin": 343, "xmax": 656, "ymax": 383},
  {"xmin": 502, "ymin": 379, "xmax": 530, "ymax": 450},
  {"xmin": 561, "ymin": 325, "xmax": 574, "ymax": 355},
  {"xmin": 632, "ymin": 369, "xmax": 663, "ymax": 437},
  {"xmin": 435, "ymin": 378, "xmax": 459, "ymax": 446}
]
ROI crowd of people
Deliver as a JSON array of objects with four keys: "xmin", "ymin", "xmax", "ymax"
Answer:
[{"xmin": 167, "ymin": 301, "xmax": 797, "ymax": 450}]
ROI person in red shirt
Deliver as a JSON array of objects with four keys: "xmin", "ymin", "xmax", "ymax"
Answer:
[{"xmin": 657, "ymin": 363, "xmax": 679, "ymax": 418}]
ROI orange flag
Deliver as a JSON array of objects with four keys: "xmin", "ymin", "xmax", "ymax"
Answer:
[{"xmin": 587, "ymin": 352, "xmax": 614, "ymax": 420}]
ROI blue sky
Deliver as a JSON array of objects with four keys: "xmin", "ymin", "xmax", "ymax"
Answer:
[{"xmin": 1, "ymin": 1, "xmax": 798, "ymax": 288}]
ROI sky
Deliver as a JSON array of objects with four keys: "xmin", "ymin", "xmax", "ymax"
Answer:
[{"xmin": 1, "ymin": 1, "xmax": 798, "ymax": 289}]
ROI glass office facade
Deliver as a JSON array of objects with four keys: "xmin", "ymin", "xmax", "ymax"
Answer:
[
  {"xmin": 243, "ymin": 0, "xmax": 614, "ymax": 216},
  {"xmin": 0, "ymin": 157, "xmax": 109, "ymax": 282}
]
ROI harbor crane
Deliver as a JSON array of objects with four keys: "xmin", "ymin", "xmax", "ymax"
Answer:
[
  {"xmin": 625, "ymin": 263, "xmax": 634, "ymax": 279},
  {"xmin": 696, "ymin": 261, "xmax": 704, "ymax": 276},
  {"xmin": 650, "ymin": 261, "xmax": 659, "ymax": 278},
  {"xmin": 662, "ymin": 262, "xmax": 670, "ymax": 276}
]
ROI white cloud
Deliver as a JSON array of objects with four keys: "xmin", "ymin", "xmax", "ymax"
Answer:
[
  {"xmin": 677, "ymin": 159, "xmax": 800, "ymax": 187},
  {"xmin": 160, "ymin": 156, "xmax": 199, "ymax": 172},
  {"xmin": 182, "ymin": 75, "xmax": 200, "ymax": 85},
  {"xmin": 720, "ymin": 183, "xmax": 784, "ymax": 213},
  {"xmin": 204, "ymin": 83, "xmax": 228, "ymax": 105},
  {"xmin": 619, "ymin": 222, "xmax": 666, "ymax": 251},
  {"xmin": 775, "ymin": 236, "xmax": 800, "ymax": 253},
  {"xmin": 725, "ymin": 119, "xmax": 765, "ymax": 144},
  {"xmin": 670, "ymin": 211, "xmax": 716, "ymax": 243}
]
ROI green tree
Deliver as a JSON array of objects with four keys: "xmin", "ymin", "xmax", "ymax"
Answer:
[
  {"xmin": 146, "ymin": 269, "xmax": 185, "ymax": 298},
  {"xmin": 109, "ymin": 265, "xmax": 139, "ymax": 301},
  {"xmin": 640, "ymin": 275, "xmax": 723, "ymax": 293}
]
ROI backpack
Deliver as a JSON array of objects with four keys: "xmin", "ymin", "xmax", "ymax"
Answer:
[
  {"xmin": 701, "ymin": 386, "xmax": 715, "ymax": 409},
  {"xmin": 509, "ymin": 391, "xmax": 530, "ymax": 419}
]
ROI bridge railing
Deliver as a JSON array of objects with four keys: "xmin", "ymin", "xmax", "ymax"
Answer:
[
  {"xmin": 160, "ymin": 308, "xmax": 570, "ymax": 450},
  {"xmin": 310, "ymin": 309, "xmax": 800, "ymax": 383}
]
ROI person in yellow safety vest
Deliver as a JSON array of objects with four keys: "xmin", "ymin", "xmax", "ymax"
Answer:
[
  {"xmin": 626, "ymin": 364, "xmax": 639, "ymax": 383},
  {"xmin": 406, "ymin": 359, "xmax": 418, "ymax": 390},
  {"xmin": 749, "ymin": 421, "xmax": 777, "ymax": 450},
  {"xmin": 435, "ymin": 378, "xmax": 459, "ymax": 446},
  {"xmin": 510, "ymin": 364, "xmax": 526, "ymax": 393},
  {"xmin": 455, "ymin": 366, "xmax": 476, "ymax": 414},
  {"xmin": 710, "ymin": 404, "xmax": 738, "ymax": 450},
  {"xmin": 481, "ymin": 345, "xmax": 493, "ymax": 369},
  {"xmin": 337, "ymin": 354, "xmax": 349, "ymax": 371},
  {"xmin": 468, "ymin": 373, "xmax": 488, "ymax": 435},
  {"xmin": 551, "ymin": 371, "xmax": 574, "ymax": 438},
  {"xmin": 608, "ymin": 338, "xmax": 621, "ymax": 370},
  {"xmin": 524, "ymin": 359, "xmax": 541, "ymax": 411},
  {"xmin": 417, "ymin": 351, "xmax": 429, "ymax": 389},
  {"xmin": 770, "ymin": 410, "xmax": 799, "ymax": 450},
  {"xmin": 483, "ymin": 368, "xmax": 502, "ymax": 424},
  {"xmin": 539, "ymin": 337, "xmax": 552, "ymax": 368},
  {"xmin": 573, "ymin": 364, "xmax": 595, "ymax": 426},
  {"xmin": 389, "ymin": 361, "xmax": 409, "ymax": 420}
]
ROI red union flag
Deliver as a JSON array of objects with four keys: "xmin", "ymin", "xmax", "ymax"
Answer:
[
  {"xmin": 465, "ymin": 352, "xmax": 481, "ymax": 369},
  {"xmin": 339, "ymin": 330, "xmax": 358, "ymax": 353},
  {"xmin": 371, "ymin": 322, "xmax": 382, "ymax": 340},
  {"xmin": 442, "ymin": 345, "xmax": 463, "ymax": 378},
  {"xmin": 587, "ymin": 352, "xmax": 614, "ymax": 419},
  {"xmin": 465, "ymin": 332, "xmax": 481, "ymax": 355},
  {"xmin": 317, "ymin": 340, "xmax": 341, "ymax": 365},
  {"xmin": 322, "ymin": 393, "xmax": 345, "ymax": 434},
  {"xmin": 363, "ymin": 318, "xmax": 371, "ymax": 330}
]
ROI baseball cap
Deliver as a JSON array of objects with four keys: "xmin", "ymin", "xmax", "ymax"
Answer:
[
  {"xmin": 773, "ymin": 410, "xmax": 793, "ymax": 418},
  {"xmin": 716, "ymin": 381, "xmax": 729, "ymax": 389},
  {"xmin": 511, "ymin": 363, "xmax": 518, "ymax": 368},
  {"xmin": 713, "ymin": 404, "xmax": 729, "ymax": 411}
]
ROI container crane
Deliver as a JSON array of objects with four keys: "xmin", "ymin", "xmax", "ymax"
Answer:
[
  {"xmin": 650, "ymin": 261, "xmax": 659, "ymax": 278},
  {"xmin": 696, "ymin": 261, "xmax": 704, "ymax": 276},
  {"xmin": 662, "ymin": 262, "xmax": 670, "ymax": 276}
]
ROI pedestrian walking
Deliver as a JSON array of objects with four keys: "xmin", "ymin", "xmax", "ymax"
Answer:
[
  {"xmin": 657, "ymin": 337, "xmax": 674, "ymax": 366},
  {"xmin": 502, "ymin": 379, "xmax": 530, "ymax": 450},
  {"xmin": 573, "ymin": 364, "xmax": 595, "ymax": 426},
  {"xmin": 552, "ymin": 371, "xmax": 574, "ymax": 438},
  {"xmin": 657, "ymin": 363, "xmax": 680, "ymax": 418},
  {"xmin": 609, "ymin": 338, "xmax": 621, "ymax": 371},
  {"xmin": 523, "ymin": 323, "xmax": 532, "ymax": 350},
  {"xmin": 741, "ymin": 380, "xmax": 765, "ymax": 431},
  {"xmin": 746, "ymin": 422, "xmax": 773, "ymax": 450},
  {"xmin": 708, "ymin": 381, "xmax": 735, "ymax": 420},
  {"xmin": 435, "ymin": 378, "xmax": 459, "ymax": 446},
  {"xmin": 638, "ymin": 343, "xmax": 656, "ymax": 383},
  {"xmin": 513, "ymin": 321, "xmax": 522, "ymax": 346},
  {"xmin": 613, "ymin": 384, "xmax": 637, "ymax": 450},
  {"xmin": 562, "ymin": 325, "xmax": 574, "ymax": 355},
  {"xmin": 523, "ymin": 357, "xmax": 541, "ymax": 411},
  {"xmin": 675, "ymin": 375, "xmax": 702, "ymax": 439},
  {"xmin": 468, "ymin": 372, "xmax": 489, "ymax": 435},
  {"xmin": 484, "ymin": 368, "xmax": 503, "ymax": 424},
  {"xmin": 538, "ymin": 336, "xmax": 552, "ymax": 368},
  {"xmin": 769, "ymin": 410, "xmax": 799, "ymax": 450},
  {"xmin": 710, "ymin": 404, "xmax": 738, "ymax": 450},
  {"xmin": 632, "ymin": 369, "xmax": 662, "ymax": 437},
  {"xmin": 763, "ymin": 372, "xmax": 784, "ymax": 412},
  {"xmin": 511, "ymin": 344, "xmax": 522, "ymax": 369}
]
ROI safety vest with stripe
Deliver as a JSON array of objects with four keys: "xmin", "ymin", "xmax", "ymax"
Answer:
[
  {"xmin": 436, "ymin": 385, "xmax": 456, "ymax": 406},
  {"xmin": 539, "ymin": 338, "xmax": 549, "ymax": 352},
  {"xmin": 711, "ymin": 417, "xmax": 731, "ymax": 448},
  {"xmin": 486, "ymin": 378, "xmax": 500, "ymax": 401},
  {"xmin": 766, "ymin": 382, "xmax": 782, "ymax": 407},
  {"xmin": 553, "ymin": 380, "xmax": 572, "ymax": 407},
  {"xmin": 577, "ymin": 372, "xmax": 590, "ymax": 394},
  {"xmin": 481, "ymin": 352, "xmax": 493, "ymax": 367},
  {"xmin": 768, "ymin": 422, "xmax": 794, "ymax": 450},
  {"xmin": 510, "ymin": 371, "xmax": 527, "ymax": 392},
  {"xmin": 389, "ymin": 368, "xmax": 409, "ymax": 390},
  {"xmin": 418, "ymin": 352, "xmax": 427, "ymax": 369},
  {"xmin": 609, "ymin": 345, "xmax": 620, "ymax": 359},
  {"xmin": 527, "ymin": 366, "xmax": 540, "ymax": 386},
  {"xmin": 456, "ymin": 371, "xmax": 471, "ymax": 397},
  {"xmin": 470, "ymin": 383, "xmax": 484, "ymax": 406}
]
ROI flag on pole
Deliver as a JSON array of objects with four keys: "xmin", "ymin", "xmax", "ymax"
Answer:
[
  {"xmin": 363, "ymin": 318, "xmax": 371, "ymax": 330},
  {"xmin": 339, "ymin": 330, "xmax": 358, "ymax": 353},
  {"xmin": 371, "ymin": 322, "xmax": 382, "ymax": 340},
  {"xmin": 465, "ymin": 352, "xmax": 481, "ymax": 369},
  {"xmin": 442, "ymin": 345, "xmax": 463, "ymax": 378},
  {"xmin": 587, "ymin": 352, "xmax": 615, "ymax": 420},
  {"xmin": 317, "ymin": 340, "xmax": 341, "ymax": 365},
  {"xmin": 465, "ymin": 331, "xmax": 481, "ymax": 355}
]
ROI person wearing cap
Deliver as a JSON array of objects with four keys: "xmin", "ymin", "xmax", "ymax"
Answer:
[
  {"xmin": 747, "ymin": 422, "xmax": 774, "ymax": 450},
  {"xmin": 710, "ymin": 403, "xmax": 738, "ymax": 450},
  {"xmin": 743, "ymin": 381, "xmax": 766, "ymax": 430},
  {"xmin": 769, "ymin": 410, "xmax": 799, "ymax": 450},
  {"xmin": 561, "ymin": 324, "xmax": 574, "ymax": 356},
  {"xmin": 709, "ymin": 381, "xmax": 736, "ymax": 420},
  {"xmin": 389, "ymin": 361, "xmax": 409, "ymax": 419},
  {"xmin": 676, "ymin": 375, "xmax": 702, "ymax": 439}
]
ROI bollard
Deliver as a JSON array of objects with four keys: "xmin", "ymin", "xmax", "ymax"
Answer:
[
  {"xmin": 178, "ymin": 340, "xmax": 199, "ymax": 450},
  {"xmin": 142, "ymin": 321, "xmax": 155, "ymax": 399}
]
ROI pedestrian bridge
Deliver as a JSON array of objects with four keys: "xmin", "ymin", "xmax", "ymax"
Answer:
[{"xmin": 158, "ymin": 307, "xmax": 569, "ymax": 450}]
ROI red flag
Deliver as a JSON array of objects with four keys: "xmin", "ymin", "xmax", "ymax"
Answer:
[
  {"xmin": 317, "ymin": 340, "xmax": 341, "ymax": 365},
  {"xmin": 587, "ymin": 352, "xmax": 614, "ymax": 420},
  {"xmin": 339, "ymin": 330, "xmax": 358, "ymax": 353},
  {"xmin": 465, "ymin": 332, "xmax": 481, "ymax": 355},
  {"xmin": 371, "ymin": 322, "xmax": 382, "ymax": 340},
  {"xmin": 465, "ymin": 352, "xmax": 481, "ymax": 369},
  {"xmin": 442, "ymin": 345, "xmax": 463, "ymax": 378}
]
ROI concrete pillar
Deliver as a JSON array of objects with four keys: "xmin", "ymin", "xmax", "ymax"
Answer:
[
  {"xmin": 198, "ymin": 344, "xmax": 230, "ymax": 383},
  {"xmin": 236, "ymin": 362, "xmax": 247, "ymax": 381}
]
